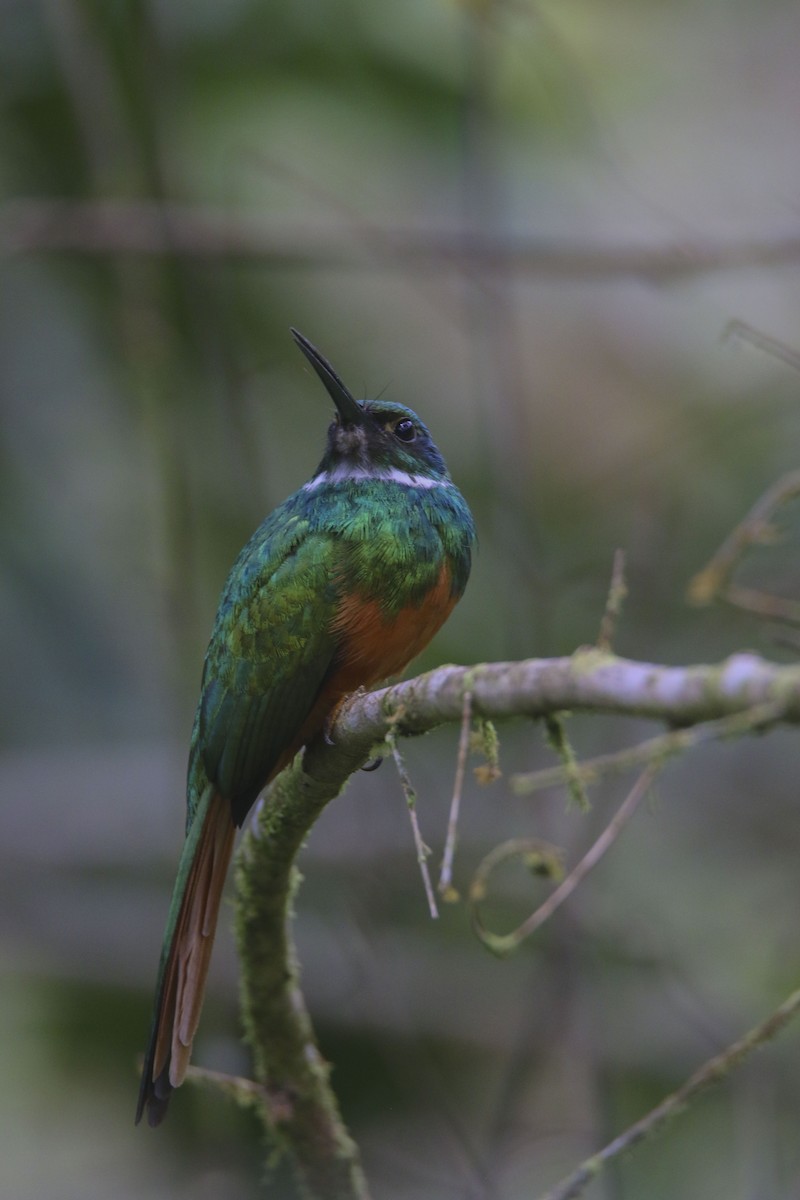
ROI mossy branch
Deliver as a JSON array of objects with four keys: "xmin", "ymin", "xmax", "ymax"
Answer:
[
  {"xmin": 232, "ymin": 648, "xmax": 800, "ymax": 1198},
  {"xmin": 235, "ymin": 751, "xmax": 372, "ymax": 1200}
]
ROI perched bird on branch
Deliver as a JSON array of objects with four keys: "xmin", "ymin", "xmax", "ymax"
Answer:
[{"xmin": 136, "ymin": 329, "xmax": 475, "ymax": 1126}]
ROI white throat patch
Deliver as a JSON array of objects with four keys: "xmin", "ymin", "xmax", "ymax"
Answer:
[{"xmin": 303, "ymin": 466, "xmax": 451, "ymax": 493}]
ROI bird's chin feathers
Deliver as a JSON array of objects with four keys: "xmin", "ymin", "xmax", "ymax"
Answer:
[{"xmin": 330, "ymin": 422, "xmax": 369, "ymax": 462}]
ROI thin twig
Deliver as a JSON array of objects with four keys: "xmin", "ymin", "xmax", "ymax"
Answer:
[
  {"xmin": 538, "ymin": 983, "xmax": 800, "ymax": 1200},
  {"xmin": 688, "ymin": 469, "xmax": 800, "ymax": 606},
  {"xmin": 439, "ymin": 689, "xmax": 473, "ymax": 899},
  {"xmin": 724, "ymin": 319, "xmax": 800, "ymax": 373},
  {"xmin": 470, "ymin": 765, "xmax": 659, "ymax": 956},
  {"xmin": 388, "ymin": 734, "xmax": 439, "ymax": 919},
  {"xmin": 511, "ymin": 701, "xmax": 785, "ymax": 795},
  {"xmin": 597, "ymin": 548, "xmax": 627, "ymax": 653},
  {"xmin": 720, "ymin": 583, "xmax": 800, "ymax": 627},
  {"xmin": 182, "ymin": 1064, "xmax": 284, "ymax": 1113}
]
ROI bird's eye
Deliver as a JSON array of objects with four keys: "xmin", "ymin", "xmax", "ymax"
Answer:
[{"xmin": 394, "ymin": 418, "xmax": 416, "ymax": 443}]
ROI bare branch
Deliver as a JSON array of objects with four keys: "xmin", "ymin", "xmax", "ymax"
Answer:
[
  {"xmin": 538, "ymin": 983, "xmax": 800, "ymax": 1200},
  {"xmin": 6, "ymin": 198, "xmax": 800, "ymax": 281},
  {"xmin": 724, "ymin": 319, "xmax": 800, "ymax": 373},
  {"xmin": 470, "ymin": 764, "xmax": 659, "ymax": 956},
  {"xmin": 511, "ymin": 700, "xmax": 784, "ymax": 794},
  {"xmin": 438, "ymin": 689, "xmax": 473, "ymax": 899},
  {"xmin": 387, "ymin": 732, "xmax": 439, "ymax": 919},
  {"xmin": 597, "ymin": 548, "xmax": 627, "ymax": 653},
  {"xmin": 688, "ymin": 469, "xmax": 800, "ymax": 609},
  {"xmin": 330, "ymin": 652, "xmax": 800, "ymax": 756}
]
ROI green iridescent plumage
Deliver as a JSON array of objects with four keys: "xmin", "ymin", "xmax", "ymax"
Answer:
[{"xmin": 187, "ymin": 401, "xmax": 474, "ymax": 828}]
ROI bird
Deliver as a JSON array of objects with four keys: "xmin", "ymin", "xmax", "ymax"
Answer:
[{"xmin": 136, "ymin": 328, "xmax": 475, "ymax": 1126}]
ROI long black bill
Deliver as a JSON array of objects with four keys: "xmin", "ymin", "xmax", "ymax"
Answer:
[{"xmin": 291, "ymin": 328, "xmax": 364, "ymax": 425}]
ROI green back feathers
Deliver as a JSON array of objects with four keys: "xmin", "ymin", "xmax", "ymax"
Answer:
[{"xmin": 187, "ymin": 471, "xmax": 474, "ymax": 827}]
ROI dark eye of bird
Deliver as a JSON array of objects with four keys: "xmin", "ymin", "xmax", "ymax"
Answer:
[{"xmin": 394, "ymin": 418, "xmax": 416, "ymax": 443}]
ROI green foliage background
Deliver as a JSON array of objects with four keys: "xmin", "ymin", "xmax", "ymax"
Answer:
[{"xmin": 2, "ymin": 2, "xmax": 800, "ymax": 1197}]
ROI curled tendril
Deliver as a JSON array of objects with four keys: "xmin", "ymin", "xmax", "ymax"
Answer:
[{"xmin": 469, "ymin": 837, "xmax": 566, "ymax": 958}]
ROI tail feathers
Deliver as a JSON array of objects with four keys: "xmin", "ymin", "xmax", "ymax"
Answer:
[{"xmin": 136, "ymin": 788, "xmax": 236, "ymax": 1127}]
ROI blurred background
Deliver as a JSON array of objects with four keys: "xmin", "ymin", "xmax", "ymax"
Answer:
[{"xmin": 3, "ymin": 1, "xmax": 800, "ymax": 1197}]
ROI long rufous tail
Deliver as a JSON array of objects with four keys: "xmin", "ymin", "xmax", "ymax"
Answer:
[{"xmin": 136, "ymin": 786, "xmax": 235, "ymax": 1126}]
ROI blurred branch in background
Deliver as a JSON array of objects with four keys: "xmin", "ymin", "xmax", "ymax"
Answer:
[{"xmin": 5, "ymin": 198, "xmax": 800, "ymax": 280}]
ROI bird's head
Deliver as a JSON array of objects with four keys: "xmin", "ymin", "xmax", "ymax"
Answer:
[{"xmin": 292, "ymin": 328, "xmax": 450, "ymax": 484}]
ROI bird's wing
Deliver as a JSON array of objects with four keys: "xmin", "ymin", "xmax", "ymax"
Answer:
[{"xmin": 194, "ymin": 529, "xmax": 341, "ymax": 825}]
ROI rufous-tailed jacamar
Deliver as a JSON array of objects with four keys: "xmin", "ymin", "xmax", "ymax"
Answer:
[{"xmin": 136, "ymin": 329, "xmax": 475, "ymax": 1126}]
